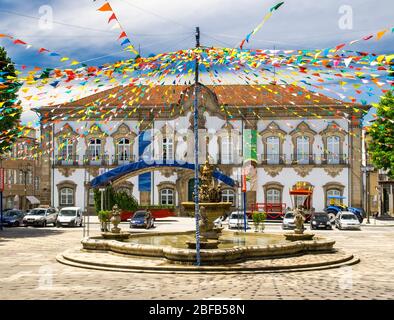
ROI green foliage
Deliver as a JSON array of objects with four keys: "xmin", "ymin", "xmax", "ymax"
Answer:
[
  {"xmin": 368, "ymin": 90, "xmax": 394, "ymax": 178},
  {"xmin": 97, "ymin": 210, "xmax": 112, "ymax": 222},
  {"xmin": 114, "ymin": 191, "xmax": 138, "ymax": 211},
  {"xmin": 94, "ymin": 186, "xmax": 138, "ymax": 212},
  {"xmin": 138, "ymin": 205, "xmax": 175, "ymax": 210},
  {"xmin": 0, "ymin": 47, "xmax": 22, "ymax": 155},
  {"xmin": 252, "ymin": 211, "xmax": 266, "ymax": 225}
]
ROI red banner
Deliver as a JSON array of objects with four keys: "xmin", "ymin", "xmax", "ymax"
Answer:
[{"xmin": 0, "ymin": 168, "xmax": 4, "ymax": 192}]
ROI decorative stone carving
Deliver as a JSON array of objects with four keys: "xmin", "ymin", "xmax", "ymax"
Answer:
[
  {"xmin": 324, "ymin": 166, "xmax": 344, "ymax": 178},
  {"xmin": 263, "ymin": 166, "xmax": 283, "ymax": 177},
  {"xmin": 160, "ymin": 167, "xmax": 174, "ymax": 178},
  {"xmin": 86, "ymin": 167, "xmax": 99, "ymax": 177},
  {"xmin": 58, "ymin": 167, "xmax": 76, "ymax": 178},
  {"xmin": 293, "ymin": 165, "xmax": 312, "ymax": 178}
]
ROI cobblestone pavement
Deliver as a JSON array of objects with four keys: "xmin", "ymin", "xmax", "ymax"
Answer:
[{"xmin": 0, "ymin": 218, "xmax": 393, "ymax": 300}]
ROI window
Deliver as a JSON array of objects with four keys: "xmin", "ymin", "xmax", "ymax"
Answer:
[
  {"xmin": 117, "ymin": 138, "xmax": 130, "ymax": 162},
  {"xmin": 327, "ymin": 189, "xmax": 342, "ymax": 206},
  {"xmin": 162, "ymin": 137, "xmax": 174, "ymax": 161},
  {"xmin": 327, "ymin": 136, "xmax": 340, "ymax": 164},
  {"xmin": 296, "ymin": 136, "xmax": 310, "ymax": 164},
  {"xmin": 221, "ymin": 189, "xmax": 235, "ymax": 205},
  {"xmin": 60, "ymin": 188, "xmax": 74, "ymax": 206},
  {"xmin": 34, "ymin": 177, "xmax": 40, "ymax": 190},
  {"xmin": 88, "ymin": 138, "xmax": 102, "ymax": 160},
  {"xmin": 88, "ymin": 189, "xmax": 95, "ymax": 206},
  {"xmin": 221, "ymin": 136, "xmax": 233, "ymax": 164},
  {"xmin": 26, "ymin": 171, "xmax": 33, "ymax": 185},
  {"xmin": 266, "ymin": 136, "xmax": 280, "ymax": 164},
  {"xmin": 60, "ymin": 138, "xmax": 73, "ymax": 160},
  {"xmin": 266, "ymin": 189, "xmax": 281, "ymax": 204},
  {"xmin": 160, "ymin": 188, "xmax": 174, "ymax": 205},
  {"xmin": 117, "ymin": 187, "xmax": 132, "ymax": 196},
  {"xmin": 18, "ymin": 170, "xmax": 24, "ymax": 184},
  {"xmin": 7, "ymin": 169, "xmax": 14, "ymax": 185}
]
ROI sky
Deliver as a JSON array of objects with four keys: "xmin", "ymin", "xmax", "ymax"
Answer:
[{"xmin": 0, "ymin": 0, "xmax": 393, "ymax": 126}]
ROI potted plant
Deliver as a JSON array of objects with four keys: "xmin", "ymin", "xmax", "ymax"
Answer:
[
  {"xmin": 259, "ymin": 212, "xmax": 267, "ymax": 232},
  {"xmin": 97, "ymin": 210, "xmax": 111, "ymax": 232},
  {"xmin": 252, "ymin": 211, "xmax": 261, "ymax": 232}
]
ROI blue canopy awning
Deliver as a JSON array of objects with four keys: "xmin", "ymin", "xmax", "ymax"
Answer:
[{"xmin": 90, "ymin": 160, "xmax": 236, "ymax": 188}]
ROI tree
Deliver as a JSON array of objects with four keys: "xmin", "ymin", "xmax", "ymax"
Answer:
[
  {"xmin": 0, "ymin": 46, "xmax": 22, "ymax": 155},
  {"xmin": 368, "ymin": 90, "xmax": 394, "ymax": 178},
  {"xmin": 93, "ymin": 186, "xmax": 138, "ymax": 212}
]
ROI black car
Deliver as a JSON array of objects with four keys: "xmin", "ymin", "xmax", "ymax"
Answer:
[
  {"xmin": 1, "ymin": 209, "xmax": 25, "ymax": 227},
  {"xmin": 310, "ymin": 212, "xmax": 332, "ymax": 230}
]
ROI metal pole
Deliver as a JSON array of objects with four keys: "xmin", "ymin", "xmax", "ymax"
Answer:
[
  {"xmin": 367, "ymin": 170, "xmax": 370, "ymax": 224},
  {"xmin": 193, "ymin": 26, "xmax": 201, "ymax": 266},
  {"xmin": 0, "ymin": 191, "xmax": 3, "ymax": 231}
]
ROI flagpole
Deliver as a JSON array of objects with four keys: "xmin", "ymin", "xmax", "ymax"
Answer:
[{"xmin": 193, "ymin": 27, "xmax": 201, "ymax": 266}]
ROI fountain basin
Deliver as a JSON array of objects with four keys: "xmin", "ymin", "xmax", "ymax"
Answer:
[
  {"xmin": 81, "ymin": 231, "xmax": 335, "ymax": 265},
  {"xmin": 284, "ymin": 233, "xmax": 315, "ymax": 241}
]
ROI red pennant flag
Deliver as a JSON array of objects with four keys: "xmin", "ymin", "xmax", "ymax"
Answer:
[
  {"xmin": 97, "ymin": 2, "xmax": 113, "ymax": 12},
  {"xmin": 38, "ymin": 48, "xmax": 50, "ymax": 53},
  {"xmin": 13, "ymin": 39, "xmax": 27, "ymax": 45},
  {"xmin": 108, "ymin": 13, "xmax": 117, "ymax": 23},
  {"xmin": 118, "ymin": 31, "xmax": 127, "ymax": 39},
  {"xmin": 335, "ymin": 43, "xmax": 346, "ymax": 51}
]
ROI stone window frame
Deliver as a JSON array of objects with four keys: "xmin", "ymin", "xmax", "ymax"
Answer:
[
  {"xmin": 55, "ymin": 123, "xmax": 79, "ymax": 163},
  {"xmin": 156, "ymin": 123, "xmax": 176, "ymax": 161},
  {"xmin": 262, "ymin": 181, "xmax": 284, "ymax": 204},
  {"xmin": 157, "ymin": 181, "xmax": 176, "ymax": 205},
  {"xmin": 84, "ymin": 123, "xmax": 108, "ymax": 163},
  {"xmin": 217, "ymin": 121, "xmax": 240, "ymax": 164},
  {"xmin": 113, "ymin": 181, "xmax": 135, "ymax": 196},
  {"xmin": 259, "ymin": 121, "xmax": 287, "ymax": 165},
  {"xmin": 319, "ymin": 122, "xmax": 347, "ymax": 164},
  {"xmin": 323, "ymin": 182, "xmax": 345, "ymax": 206},
  {"xmin": 110, "ymin": 123, "xmax": 137, "ymax": 163},
  {"xmin": 289, "ymin": 121, "xmax": 317, "ymax": 164},
  {"xmin": 57, "ymin": 180, "xmax": 77, "ymax": 208}
]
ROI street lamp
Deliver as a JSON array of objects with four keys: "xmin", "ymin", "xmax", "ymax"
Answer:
[
  {"xmin": 362, "ymin": 165, "xmax": 375, "ymax": 224},
  {"xmin": 18, "ymin": 163, "xmax": 32, "ymax": 211}
]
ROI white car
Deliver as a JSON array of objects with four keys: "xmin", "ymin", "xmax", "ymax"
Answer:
[
  {"xmin": 228, "ymin": 211, "xmax": 249, "ymax": 229},
  {"xmin": 335, "ymin": 211, "xmax": 361, "ymax": 230},
  {"xmin": 23, "ymin": 207, "xmax": 58, "ymax": 227},
  {"xmin": 56, "ymin": 207, "xmax": 83, "ymax": 227},
  {"xmin": 214, "ymin": 215, "xmax": 228, "ymax": 228},
  {"xmin": 282, "ymin": 211, "xmax": 296, "ymax": 230}
]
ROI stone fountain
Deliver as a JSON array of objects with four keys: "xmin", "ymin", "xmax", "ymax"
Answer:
[
  {"xmin": 101, "ymin": 204, "xmax": 130, "ymax": 241},
  {"xmin": 181, "ymin": 160, "xmax": 232, "ymax": 249},
  {"xmin": 284, "ymin": 207, "xmax": 315, "ymax": 241}
]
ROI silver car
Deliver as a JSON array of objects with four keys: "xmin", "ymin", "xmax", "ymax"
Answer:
[
  {"xmin": 23, "ymin": 207, "xmax": 58, "ymax": 227},
  {"xmin": 335, "ymin": 211, "xmax": 361, "ymax": 230},
  {"xmin": 282, "ymin": 211, "xmax": 296, "ymax": 230}
]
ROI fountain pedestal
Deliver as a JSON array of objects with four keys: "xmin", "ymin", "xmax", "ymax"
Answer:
[{"xmin": 182, "ymin": 201, "xmax": 232, "ymax": 248}]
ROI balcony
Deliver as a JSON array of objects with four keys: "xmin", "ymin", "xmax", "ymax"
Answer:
[
  {"xmin": 291, "ymin": 154, "xmax": 315, "ymax": 165},
  {"xmin": 83, "ymin": 154, "xmax": 109, "ymax": 166},
  {"xmin": 54, "ymin": 154, "xmax": 80, "ymax": 166},
  {"xmin": 260, "ymin": 154, "xmax": 285, "ymax": 165},
  {"xmin": 321, "ymin": 154, "xmax": 348, "ymax": 165},
  {"xmin": 112, "ymin": 154, "xmax": 136, "ymax": 166}
]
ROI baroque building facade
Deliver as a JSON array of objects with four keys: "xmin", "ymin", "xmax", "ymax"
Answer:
[{"xmin": 35, "ymin": 84, "xmax": 367, "ymax": 215}]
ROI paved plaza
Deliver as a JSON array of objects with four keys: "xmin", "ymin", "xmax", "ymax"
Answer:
[{"xmin": 0, "ymin": 218, "xmax": 393, "ymax": 300}]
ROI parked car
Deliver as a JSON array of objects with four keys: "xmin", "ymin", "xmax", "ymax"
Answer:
[
  {"xmin": 129, "ymin": 210, "xmax": 155, "ymax": 229},
  {"xmin": 23, "ymin": 207, "xmax": 58, "ymax": 227},
  {"xmin": 214, "ymin": 215, "xmax": 228, "ymax": 228},
  {"xmin": 1, "ymin": 209, "xmax": 25, "ymax": 227},
  {"xmin": 282, "ymin": 211, "xmax": 296, "ymax": 230},
  {"xmin": 325, "ymin": 196, "xmax": 364, "ymax": 223},
  {"xmin": 228, "ymin": 211, "xmax": 249, "ymax": 229},
  {"xmin": 310, "ymin": 212, "xmax": 332, "ymax": 230},
  {"xmin": 56, "ymin": 207, "xmax": 83, "ymax": 227},
  {"xmin": 335, "ymin": 211, "xmax": 361, "ymax": 230}
]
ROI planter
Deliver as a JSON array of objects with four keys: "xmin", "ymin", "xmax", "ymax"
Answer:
[{"xmin": 120, "ymin": 210, "xmax": 133, "ymax": 222}]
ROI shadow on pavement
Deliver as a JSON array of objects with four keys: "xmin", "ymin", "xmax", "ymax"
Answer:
[{"xmin": 0, "ymin": 227, "xmax": 67, "ymax": 239}]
